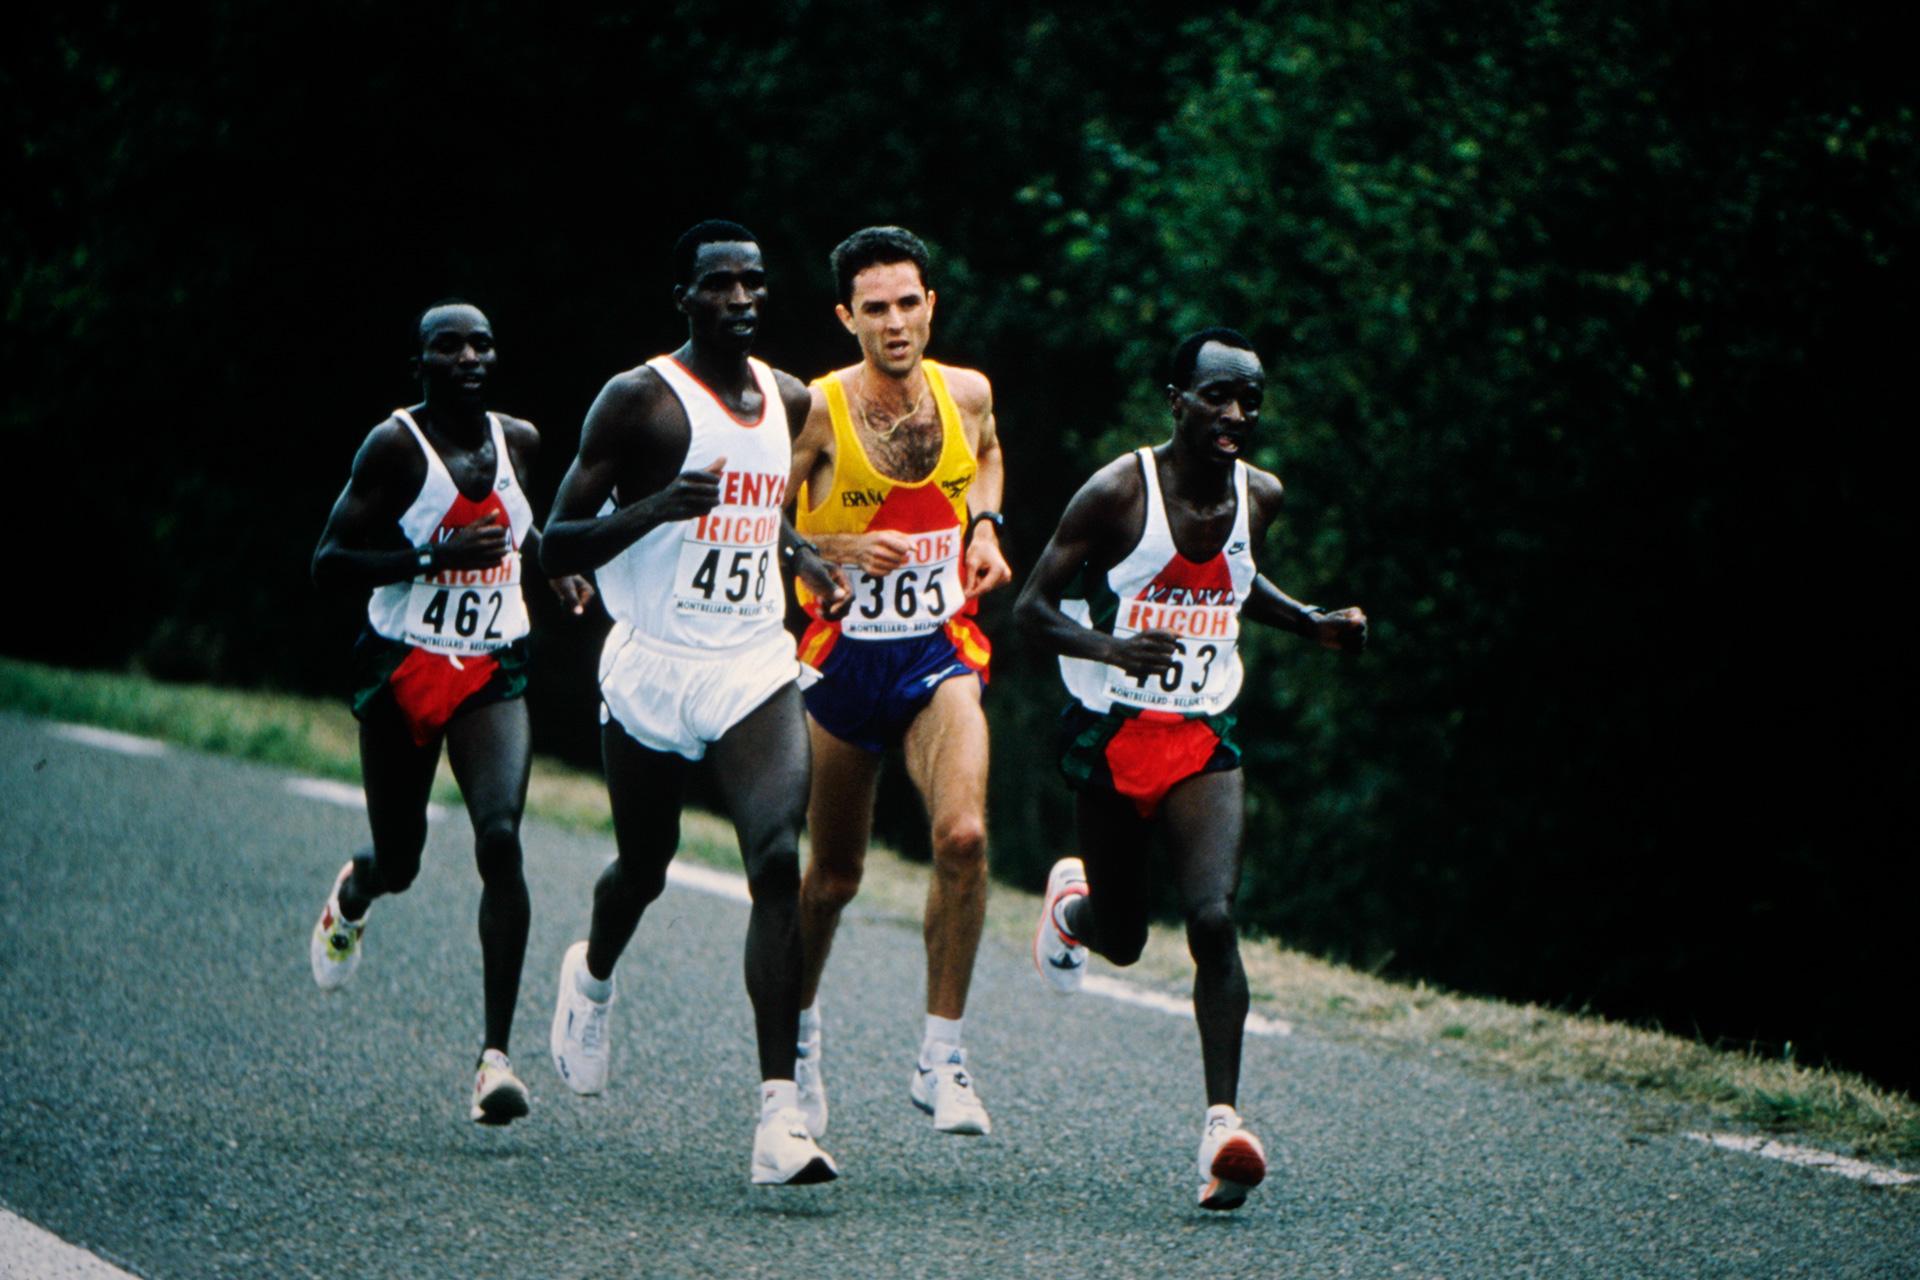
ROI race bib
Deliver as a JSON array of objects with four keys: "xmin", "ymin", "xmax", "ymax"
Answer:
[
  {"xmin": 401, "ymin": 553, "xmax": 529, "ymax": 654},
  {"xmin": 1102, "ymin": 599, "xmax": 1240, "ymax": 713},
  {"xmin": 673, "ymin": 508, "xmax": 782, "ymax": 620},
  {"xmin": 840, "ymin": 527, "xmax": 962, "ymax": 638}
]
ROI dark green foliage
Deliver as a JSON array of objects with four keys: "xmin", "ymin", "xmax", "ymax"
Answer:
[{"xmin": 5, "ymin": 1, "xmax": 1912, "ymax": 1089}]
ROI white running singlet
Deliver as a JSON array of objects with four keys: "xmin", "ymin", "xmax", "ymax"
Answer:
[
  {"xmin": 366, "ymin": 409, "xmax": 533, "ymax": 656},
  {"xmin": 1060, "ymin": 447, "xmax": 1256, "ymax": 717},
  {"xmin": 595, "ymin": 355, "xmax": 792, "ymax": 651}
]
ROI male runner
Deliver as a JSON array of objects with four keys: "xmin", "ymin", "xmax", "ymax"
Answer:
[
  {"xmin": 787, "ymin": 226, "xmax": 1011, "ymax": 1138},
  {"xmin": 541, "ymin": 220, "xmax": 852, "ymax": 1185},
  {"xmin": 309, "ymin": 300, "xmax": 592, "ymax": 1125},
  {"xmin": 1015, "ymin": 328, "xmax": 1366, "ymax": 1209}
]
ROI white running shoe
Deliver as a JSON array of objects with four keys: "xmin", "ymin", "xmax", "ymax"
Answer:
[
  {"xmin": 309, "ymin": 861, "xmax": 366, "ymax": 990},
  {"xmin": 751, "ymin": 1106, "xmax": 839, "ymax": 1185},
  {"xmin": 470, "ymin": 1049, "xmax": 531, "ymax": 1126},
  {"xmin": 1196, "ymin": 1107, "xmax": 1268, "ymax": 1210},
  {"xmin": 549, "ymin": 941, "xmax": 614, "ymax": 1095},
  {"xmin": 1033, "ymin": 857, "xmax": 1089, "ymax": 993},
  {"xmin": 910, "ymin": 1046, "xmax": 992, "ymax": 1135},
  {"xmin": 796, "ymin": 1030, "xmax": 828, "ymax": 1139}
]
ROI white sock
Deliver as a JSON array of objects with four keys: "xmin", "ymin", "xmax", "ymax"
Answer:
[
  {"xmin": 575, "ymin": 963, "xmax": 613, "ymax": 1003},
  {"xmin": 760, "ymin": 1079, "xmax": 799, "ymax": 1116},
  {"xmin": 798, "ymin": 1002, "xmax": 821, "ymax": 1045},
  {"xmin": 921, "ymin": 1014, "xmax": 964, "ymax": 1064}
]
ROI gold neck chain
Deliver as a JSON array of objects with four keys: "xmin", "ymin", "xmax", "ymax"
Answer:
[{"xmin": 853, "ymin": 372, "xmax": 927, "ymax": 441}]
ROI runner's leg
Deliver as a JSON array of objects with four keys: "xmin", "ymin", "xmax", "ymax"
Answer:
[
  {"xmin": 1068, "ymin": 788, "xmax": 1155, "ymax": 966},
  {"xmin": 590, "ymin": 720, "xmax": 691, "ymax": 980},
  {"xmin": 445, "ymin": 697, "xmax": 533, "ymax": 1054},
  {"xmin": 797, "ymin": 719, "xmax": 882, "ymax": 1009},
  {"xmin": 707, "ymin": 683, "xmax": 810, "ymax": 1081},
  {"xmin": 901, "ymin": 676, "xmax": 990, "ymax": 1019},
  {"xmin": 341, "ymin": 694, "xmax": 442, "ymax": 919},
  {"xmin": 1161, "ymin": 769, "xmax": 1248, "ymax": 1107}
]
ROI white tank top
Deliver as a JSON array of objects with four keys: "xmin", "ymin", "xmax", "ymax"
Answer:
[
  {"xmin": 596, "ymin": 355, "xmax": 791, "ymax": 651},
  {"xmin": 366, "ymin": 410, "xmax": 534, "ymax": 654},
  {"xmin": 1060, "ymin": 447, "xmax": 1256, "ymax": 717}
]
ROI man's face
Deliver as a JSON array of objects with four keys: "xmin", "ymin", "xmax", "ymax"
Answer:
[
  {"xmin": 1169, "ymin": 342, "xmax": 1265, "ymax": 463},
  {"xmin": 415, "ymin": 305, "xmax": 496, "ymax": 404},
  {"xmin": 837, "ymin": 261, "xmax": 934, "ymax": 377},
  {"xmin": 677, "ymin": 241, "xmax": 768, "ymax": 352}
]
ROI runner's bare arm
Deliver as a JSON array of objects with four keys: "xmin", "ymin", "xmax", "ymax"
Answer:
[
  {"xmin": 312, "ymin": 420, "xmax": 507, "ymax": 592},
  {"xmin": 499, "ymin": 417, "xmax": 594, "ymax": 615},
  {"xmin": 1237, "ymin": 468, "xmax": 1366, "ymax": 651},
  {"xmin": 773, "ymin": 372, "xmax": 851, "ymax": 616},
  {"xmin": 956, "ymin": 371, "xmax": 1011, "ymax": 597},
  {"xmin": 539, "ymin": 369, "xmax": 722, "ymax": 578},
  {"xmin": 1014, "ymin": 460, "xmax": 1178, "ymax": 678}
]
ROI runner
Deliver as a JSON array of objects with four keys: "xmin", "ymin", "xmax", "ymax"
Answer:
[
  {"xmin": 788, "ymin": 226, "xmax": 1011, "ymax": 1138},
  {"xmin": 540, "ymin": 220, "xmax": 852, "ymax": 1185},
  {"xmin": 1014, "ymin": 327, "xmax": 1367, "ymax": 1209},
  {"xmin": 309, "ymin": 300, "xmax": 592, "ymax": 1125}
]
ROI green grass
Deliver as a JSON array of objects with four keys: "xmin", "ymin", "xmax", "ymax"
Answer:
[{"xmin": 5, "ymin": 655, "xmax": 1916, "ymax": 1166}]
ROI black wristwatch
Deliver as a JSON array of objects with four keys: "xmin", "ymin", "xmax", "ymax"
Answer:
[
  {"xmin": 965, "ymin": 510, "xmax": 1004, "ymax": 542},
  {"xmin": 415, "ymin": 545, "xmax": 435, "ymax": 573},
  {"xmin": 782, "ymin": 535, "xmax": 821, "ymax": 566}
]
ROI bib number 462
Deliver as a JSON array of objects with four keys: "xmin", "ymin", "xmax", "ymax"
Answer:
[{"xmin": 421, "ymin": 587, "xmax": 504, "ymax": 641}]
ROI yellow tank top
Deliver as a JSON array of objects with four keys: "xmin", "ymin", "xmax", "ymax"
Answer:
[{"xmin": 795, "ymin": 361, "xmax": 977, "ymax": 636}]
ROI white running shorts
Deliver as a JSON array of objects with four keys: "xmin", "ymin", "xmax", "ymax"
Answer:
[{"xmin": 598, "ymin": 623, "xmax": 800, "ymax": 761}]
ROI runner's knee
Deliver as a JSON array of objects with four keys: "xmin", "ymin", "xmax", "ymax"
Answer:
[
  {"xmin": 930, "ymin": 812, "xmax": 986, "ymax": 879},
  {"xmin": 803, "ymin": 858, "xmax": 864, "ymax": 912},
  {"xmin": 473, "ymin": 818, "xmax": 523, "ymax": 882},
  {"xmin": 745, "ymin": 844, "xmax": 801, "ymax": 902},
  {"xmin": 1185, "ymin": 899, "xmax": 1239, "ymax": 966}
]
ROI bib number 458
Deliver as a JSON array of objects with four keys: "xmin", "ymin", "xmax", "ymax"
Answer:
[{"xmin": 689, "ymin": 547, "xmax": 771, "ymax": 604}]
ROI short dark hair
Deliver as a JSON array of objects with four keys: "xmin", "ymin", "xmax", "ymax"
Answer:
[
  {"xmin": 414, "ymin": 297, "xmax": 482, "ymax": 349},
  {"xmin": 1168, "ymin": 327, "xmax": 1256, "ymax": 389},
  {"xmin": 673, "ymin": 219, "xmax": 759, "ymax": 285},
  {"xmin": 830, "ymin": 226, "xmax": 931, "ymax": 305}
]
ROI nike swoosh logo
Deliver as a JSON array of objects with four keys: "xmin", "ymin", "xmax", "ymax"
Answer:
[{"xmin": 1049, "ymin": 953, "xmax": 1084, "ymax": 970}]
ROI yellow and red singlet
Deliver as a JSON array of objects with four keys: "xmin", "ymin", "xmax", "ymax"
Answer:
[{"xmin": 794, "ymin": 360, "xmax": 991, "ymax": 675}]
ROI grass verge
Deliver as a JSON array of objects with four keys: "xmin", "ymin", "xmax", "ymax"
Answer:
[{"xmin": 5, "ymin": 655, "xmax": 1915, "ymax": 1165}]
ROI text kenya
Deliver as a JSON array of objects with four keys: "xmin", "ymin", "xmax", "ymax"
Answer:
[{"xmin": 720, "ymin": 471, "xmax": 788, "ymax": 507}]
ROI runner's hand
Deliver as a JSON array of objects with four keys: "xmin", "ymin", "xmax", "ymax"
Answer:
[
  {"xmin": 963, "ymin": 529, "xmax": 1012, "ymax": 597},
  {"xmin": 1110, "ymin": 629, "xmax": 1180, "ymax": 678},
  {"xmin": 1313, "ymin": 606, "xmax": 1368, "ymax": 654},
  {"xmin": 642, "ymin": 456, "xmax": 727, "ymax": 524},
  {"xmin": 549, "ymin": 574, "xmax": 596, "ymax": 615},
  {"xmin": 852, "ymin": 530, "xmax": 914, "ymax": 576},
  {"xmin": 434, "ymin": 511, "xmax": 511, "ymax": 569},
  {"xmin": 796, "ymin": 552, "xmax": 852, "ymax": 621}
]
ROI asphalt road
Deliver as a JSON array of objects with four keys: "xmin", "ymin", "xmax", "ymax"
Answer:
[{"xmin": 1, "ymin": 710, "xmax": 1914, "ymax": 1279}]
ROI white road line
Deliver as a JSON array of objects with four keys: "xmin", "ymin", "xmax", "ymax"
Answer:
[
  {"xmin": 1685, "ymin": 1131, "xmax": 1918, "ymax": 1187},
  {"xmin": 660, "ymin": 860, "xmax": 1291, "ymax": 1035},
  {"xmin": 50, "ymin": 723, "xmax": 167, "ymax": 757},
  {"xmin": 1082, "ymin": 973, "xmax": 1292, "ymax": 1036},
  {"xmin": 666, "ymin": 860, "xmax": 753, "ymax": 903},
  {"xmin": 0, "ymin": 1206, "xmax": 139, "ymax": 1278},
  {"xmin": 284, "ymin": 777, "xmax": 448, "ymax": 822}
]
